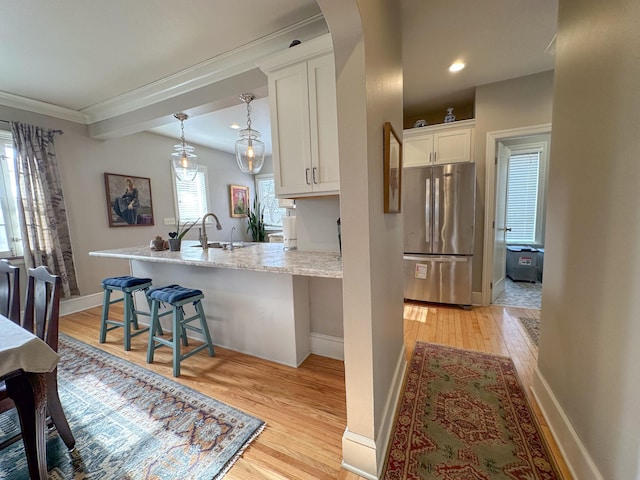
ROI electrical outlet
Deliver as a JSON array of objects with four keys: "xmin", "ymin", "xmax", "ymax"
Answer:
[{"xmin": 163, "ymin": 217, "xmax": 176, "ymax": 226}]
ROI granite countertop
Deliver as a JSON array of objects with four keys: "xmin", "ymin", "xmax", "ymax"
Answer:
[{"xmin": 89, "ymin": 241, "xmax": 343, "ymax": 279}]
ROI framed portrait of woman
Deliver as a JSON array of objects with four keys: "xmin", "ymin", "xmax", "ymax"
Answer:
[{"xmin": 104, "ymin": 173, "xmax": 154, "ymax": 227}]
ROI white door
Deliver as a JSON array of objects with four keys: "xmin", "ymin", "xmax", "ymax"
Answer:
[{"xmin": 492, "ymin": 143, "xmax": 511, "ymax": 302}]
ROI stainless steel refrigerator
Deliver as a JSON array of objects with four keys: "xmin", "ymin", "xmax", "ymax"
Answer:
[{"xmin": 403, "ymin": 162, "xmax": 476, "ymax": 307}]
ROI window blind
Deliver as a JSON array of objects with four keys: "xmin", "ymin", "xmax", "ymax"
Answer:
[
  {"xmin": 506, "ymin": 152, "xmax": 540, "ymax": 244},
  {"xmin": 256, "ymin": 175, "xmax": 285, "ymax": 227},
  {"xmin": 174, "ymin": 167, "xmax": 209, "ymax": 223}
]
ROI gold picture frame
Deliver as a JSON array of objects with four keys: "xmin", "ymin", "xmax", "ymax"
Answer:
[
  {"xmin": 383, "ymin": 122, "xmax": 402, "ymax": 213},
  {"xmin": 229, "ymin": 185, "xmax": 249, "ymax": 217}
]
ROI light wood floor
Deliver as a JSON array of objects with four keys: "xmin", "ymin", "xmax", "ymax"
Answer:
[{"xmin": 59, "ymin": 302, "xmax": 571, "ymax": 479}]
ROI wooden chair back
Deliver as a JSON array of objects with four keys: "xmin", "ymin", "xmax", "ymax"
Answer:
[
  {"xmin": 0, "ymin": 259, "xmax": 20, "ymax": 323},
  {"xmin": 23, "ymin": 266, "xmax": 62, "ymax": 351}
]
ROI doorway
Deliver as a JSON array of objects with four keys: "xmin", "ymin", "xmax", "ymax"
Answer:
[{"xmin": 481, "ymin": 124, "xmax": 552, "ymax": 308}]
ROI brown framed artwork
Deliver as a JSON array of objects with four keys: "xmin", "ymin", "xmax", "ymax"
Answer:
[
  {"xmin": 383, "ymin": 122, "xmax": 403, "ymax": 213},
  {"xmin": 229, "ymin": 185, "xmax": 249, "ymax": 217},
  {"xmin": 104, "ymin": 173, "xmax": 154, "ymax": 227}
]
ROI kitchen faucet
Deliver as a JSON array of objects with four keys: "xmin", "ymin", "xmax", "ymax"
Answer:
[{"xmin": 200, "ymin": 213, "xmax": 222, "ymax": 250}]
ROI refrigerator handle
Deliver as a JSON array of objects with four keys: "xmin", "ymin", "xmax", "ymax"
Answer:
[
  {"xmin": 425, "ymin": 176, "xmax": 431, "ymax": 246},
  {"xmin": 433, "ymin": 176, "xmax": 440, "ymax": 250}
]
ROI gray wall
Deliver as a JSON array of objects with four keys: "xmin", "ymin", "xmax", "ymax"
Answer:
[
  {"xmin": 537, "ymin": 0, "xmax": 640, "ymax": 478},
  {"xmin": 0, "ymin": 104, "xmax": 256, "ymax": 297},
  {"xmin": 318, "ymin": 0, "xmax": 405, "ymax": 475},
  {"xmin": 473, "ymin": 71, "xmax": 555, "ymax": 292}
]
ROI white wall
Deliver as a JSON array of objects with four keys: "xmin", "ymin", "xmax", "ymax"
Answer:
[
  {"xmin": 295, "ymin": 196, "xmax": 341, "ymax": 252},
  {"xmin": 534, "ymin": 1, "xmax": 640, "ymax": 479},
  {"xmin": 318, "ymin": 0, "xmax": 405, "ymax": 477}
]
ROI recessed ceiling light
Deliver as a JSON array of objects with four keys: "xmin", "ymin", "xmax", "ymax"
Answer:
[
  {"xmin": 229, "ymin": 124, "xmax": 241, "ymax": 130},
  {"xmin": 449, "ymin": 62, "xmax": 465, "ymax": 73}
]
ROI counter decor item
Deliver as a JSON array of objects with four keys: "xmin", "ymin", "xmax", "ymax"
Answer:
[
  {"xmin": 167, "ymin": 219, "xmax": 198, "ymax": 251},
  {"xmin": 152, "ymin": 235, "xmax": 165, "ymax": 251},
  {"xmin": 282, "ymin": 216, "xmax": 297, "ymax": 251},
  {"xmin": 247, "ymin": 196, "xmax": 266, "ymax": 242},
  {"xmin": 444, "ymin": 107, "xmax": 456, "ymax": 123},
  {"xmin": 414, "ymin": 119, "xmax": 427, "ymax": 128},
  {"xmin": 383, "ymin": 122, "xmax": 403, "ymax": 214},
  {"xmin": 104, "ymin": 173, "xmax": 154, "ymax": 227}
]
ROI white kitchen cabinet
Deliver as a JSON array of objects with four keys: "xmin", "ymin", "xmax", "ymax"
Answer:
[
  {"xmin": 258, "ymin": 34, "xmax": 339, "ymax": 197},
  {"xmin": 403, "ymin": 119, "xmax": 475, "ymax": 167}
]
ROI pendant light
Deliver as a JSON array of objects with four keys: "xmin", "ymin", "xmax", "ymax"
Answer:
[
  {"xmin": 171, "ymin": 113, "xmax": 198, "ymax": 182},
  {"xmin": 235, "ymin": 94, "xmax": 265, "ymax": 174}
]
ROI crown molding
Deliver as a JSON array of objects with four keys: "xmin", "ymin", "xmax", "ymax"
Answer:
[
  {"xmin": 0, "ymin": 90, "xmax": 88, "ymax": 124},
  {"xmin": 81, "ymin": 14, "xmax": 328, "ymax": 124},
  {"xmin": 0, "ymin": 14, "xmax": 327, "ymax": 127},
  {"xmin": 256, "ymin": 33, "xmax": 333, "ymax": 73}
]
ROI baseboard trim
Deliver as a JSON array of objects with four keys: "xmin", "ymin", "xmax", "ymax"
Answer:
[
  {"xmin": 472, "ymin": 291, "xmax": 483, "ymax": 306},
  {"xmin": 309, "ymin": 332, "xmax": 344, "ymax": 360},
  {"xmin": 531, "ymin": 368, "xmax": 604, "ymax": 480},
  {"xmin": 342, "ymin": 344, "xmax": 407, "ymax": 479},
  {"xmin": 60, "ymin": 293, "xmax": 104, "ymax": 317}
]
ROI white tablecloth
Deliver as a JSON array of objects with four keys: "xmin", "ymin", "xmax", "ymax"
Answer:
[{"xmin": 0, "ymin": 316, "xmax": 59, "ymax": 377}]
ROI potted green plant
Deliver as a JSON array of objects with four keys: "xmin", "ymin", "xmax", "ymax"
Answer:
[
  {"xmin": 247, "ymin": 197, "xmax": 266, "ymax": 242},
  {"xmin": 168, "ymin": 219, "xmax": 198, "ymax": 251}
]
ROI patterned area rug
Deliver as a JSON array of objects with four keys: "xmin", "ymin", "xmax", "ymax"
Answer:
[
  {"xmin": 383, "ymin": 342, "xmax": 559, "ymax": 479},
  {"xmin": 518, "ymin": 317, "xmax": 540, "ymax": 347},
  {"xmin": 0, "ymin": 334, "xmax": 265, "ymax": 479}
]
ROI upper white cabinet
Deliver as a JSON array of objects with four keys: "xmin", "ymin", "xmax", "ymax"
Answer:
[
  {"xmin": 403, "ymin": 119, "xmax": 475, "ymax": 168},
  {"xmin": 258, "ymin": 34, "xmax": 339, "ymax": 197}
]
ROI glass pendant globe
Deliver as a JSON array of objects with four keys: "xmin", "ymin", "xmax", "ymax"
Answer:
[
  {"xmin": 171, "ymin": 144, "xmax": 198, "ymax": 182},
  {"xmin": 235, "ymin": 128, "xmax": 265, "ymax": 174}
]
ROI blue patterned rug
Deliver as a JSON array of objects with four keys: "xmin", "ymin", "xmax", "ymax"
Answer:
[{"xmin": 0, "ymin": 334, "xmax": 265, "ymax": 479}]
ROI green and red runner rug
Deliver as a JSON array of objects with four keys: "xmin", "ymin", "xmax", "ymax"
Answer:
[
  {"xmin": 383, "ymin": 342, "xmax": 559, "ymax": 479},
  {"xmin": 0, "ymin": 334, "xmax": 265, "ymax": 479}
]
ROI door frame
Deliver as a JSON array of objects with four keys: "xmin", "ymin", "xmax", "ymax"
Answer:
[{"xmin": 481, "ymin": 123, "xmax": 552, "ymax": 306}]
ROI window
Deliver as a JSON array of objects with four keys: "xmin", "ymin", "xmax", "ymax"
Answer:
[
  {"xmin": 506, "ymin": 149, "xmax": 545, "ymax": 245},
  {"xmin": 255, "ymin": 174, "xmax": 287, "ymax": 229},
  {"xmin": 0, "ymin": 131, "xmax": 22, "ymax": 258},
  {"xmin": 173, "ymin": 166, "xmax": 209, "ymax": 223}
]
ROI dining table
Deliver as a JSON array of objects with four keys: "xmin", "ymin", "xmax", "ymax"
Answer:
[{"xmin": 0, "ymin": 314, "xmax": 60, "ymax": 479}]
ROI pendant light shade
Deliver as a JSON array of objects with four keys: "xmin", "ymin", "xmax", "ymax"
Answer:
[
  {"xmin": 171, "ymin": 113, "xmax": 198, "ymax": 182},
  {"xmin": 235, "ymin": 94, "xmax": 265, "ymax": 174}
]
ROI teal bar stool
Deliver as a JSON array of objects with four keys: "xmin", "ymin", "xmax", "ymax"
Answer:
[
  {"xmin": 99, "ymin": 276, "xmax": 161, "ymax": 351},
  {"xmin": 146, "ymin": 284, "xmax": 215, "ymax": 377}
]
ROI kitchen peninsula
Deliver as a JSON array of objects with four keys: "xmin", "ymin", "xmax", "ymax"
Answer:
[{"xmin": 89, "ymin": 242, "xmax": 342, "ymax": 367}]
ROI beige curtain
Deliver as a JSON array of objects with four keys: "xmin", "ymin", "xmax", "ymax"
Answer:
[{"xmin": 11, "ymin": 122, "xmax": 79, "ymax": 297}]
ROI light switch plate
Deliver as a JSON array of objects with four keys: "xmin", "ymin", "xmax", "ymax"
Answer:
[{"xmin": 163, "ymin": 217, "xmax": 176, "ymax": 226}]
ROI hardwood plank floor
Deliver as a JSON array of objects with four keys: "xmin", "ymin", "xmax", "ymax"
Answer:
[{"xmin": 59, "ymin": 303, "xmax": 571, "ymax": 479}]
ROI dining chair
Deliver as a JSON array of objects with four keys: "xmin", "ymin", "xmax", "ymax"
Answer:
[
  {"xmin": 0, "ymin": 265, "xmax": 76, "ymax": 451},
  {"xmin": 0, "ymin": 259, "xmax": 19, "ymax": 428},
  {"xmin": 0, "ymin": 258, "xmax": 20, "ymax": 323}
]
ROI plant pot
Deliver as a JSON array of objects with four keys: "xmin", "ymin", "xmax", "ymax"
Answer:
[{"xmin": 168, "ymin": 239, "xmax": 182, "ymax": 251}]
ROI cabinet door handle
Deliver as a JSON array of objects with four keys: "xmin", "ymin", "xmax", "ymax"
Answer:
[
  {"xmin": 433, "ymin": 151, "xmax": 437, "ymax": 163},
  {"xmin": 429, "ymin": 152, "xmax": 432, "ymax": 163},
  {"xmin": 305, "ymin": 168, "xmax": 311, "ymax": 185},
  {"xmin": 312, "ymin": 167, "xmax": 318, "ymax": 184}
]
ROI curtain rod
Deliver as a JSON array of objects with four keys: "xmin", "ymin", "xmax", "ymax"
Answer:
[{"xmin": 0, "ymin": 119, "xmax": 63, "ymax": 135}]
